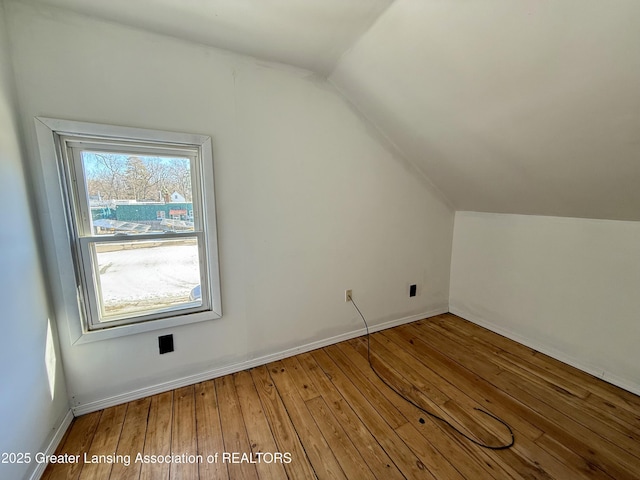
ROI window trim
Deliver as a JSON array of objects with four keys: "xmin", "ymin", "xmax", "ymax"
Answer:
[{"xmin": 35, "ymin": 117, "xmax": 222, "ymax": 344}]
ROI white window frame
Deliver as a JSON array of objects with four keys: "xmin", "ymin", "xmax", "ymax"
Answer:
[{"xmin": 35, "ymin": 118, "xmax": 222, "ymax": 343}]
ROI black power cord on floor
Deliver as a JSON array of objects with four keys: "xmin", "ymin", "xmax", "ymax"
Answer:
[{"xmin": 350, "ymin": 297, "xmax": 515, "ymax": 450}]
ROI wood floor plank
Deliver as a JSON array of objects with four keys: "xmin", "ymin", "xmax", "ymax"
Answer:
[
  {"xmin": 334, "ymin": 337, "xmax": 475, "ymax": 479},
  {"xmin": 334, "ymin": 338, "xmax": 508, "ymax": 480},
  {"xmin": 498, "ymin": 369, "xmax": 640, "ymax": 476},
  {"xmin": 194, "ymin": 380, "xmax": 228, "ymax": 480},
  {"xmin": 535, "ymin": 433, "xmax": 617, "ymax": 480},
  {"xmin": 389, "ymin": 323, "xmax": 615, "ymax": 479},
  {"xmin": 443, "ymin": 317, "xmax": 640, "ymax": 438},
  {"xmin": 425, "ymin": 319, "xmax": 640, "ymax": 456},
  {"xmin": 42, "ymin": 313, "xmax": 640, "ymax": 480},
  {"xmin": 394, "ymin": 423, "xmax": 466, "ymax": 480},
  {"xmin": 324, "ymin": 344, "xmax": 408, "ymax": 430},
  {"xmin": 310, "ymin": 348, "xmax": 438, "ymax": 480},
  {"xmin": 215, "ymin": 375, "xmax": 259, "ymax": 480},
  {"xmin": 431, "ymin": 316, "xmax": 592, "ymax": 400},
  {"xmin": 170, "ymin": 385, "xmax": 199, "ymax": 480},
  {"xmin": 373, "ymin": 341, "xmax": 581, "ymax": 480},
  {"xmin": 42, "ymin": 411, "xmax": 102, "ymax": 480},
  {"xmin": 498, "ymin": 365, "xmax": 640, "ymax": 457},
  {"xmin": 280, "ymin": 355, "xmax": 320, "ymax": 402},
  {"xmin": 417, "ymin": 319, "xmax": 640, "ymax": 462},
  {"xmin": 583, "ymin": 392, "xmax": 640, "ymax": 435},
  {"xmin": 109, "ymin": 397, "xmax": 151, "ymax": 480},
  {"xmin": 439, "ymin": 315, "xmax": 640, "ymax": 437},
  {"xmin": 375, "ymin": 329, "xmax": 601, "ymax": 480},
  {"xmin": 267, "ymin": 359, "xmax": 347, "ymax": 480},
  {"xmin": 249, "ymin": 365, "xmax": 317, "ymax": 479},
  {"xmin": 438, "ymin": 315, "xmax": 640, "ymax": 416},
  {"xmin": 386, "ymin": 325, "xmax": 544, "ymax": 441},
  {"xmin": 78, "ymin": 404, "xmax": 127, "ymax": 480},
  {"xmin": 233, "ymin": 370, "xmax": 288, "ymax": 480},
  {"xmin": 296, "ymin": 352, "xmax": 406, "ymax": 480},
  {"xmin": 353, "ymin": 335, "xmax": 504, "ymax": 444},
  {"xmin": 489, "ymin": 350, "xmax": 640, "ymax": 436},
  {"xmin": 140, "ymin": 391, "xmax": 173, "ymax": 480},
  {"xmin": 305, "ymin": 396, "xmax": 377, "ymax": 479},
  {"xmin": 409, "ymin": 318, "xmax": 640, "ymax": 480}
]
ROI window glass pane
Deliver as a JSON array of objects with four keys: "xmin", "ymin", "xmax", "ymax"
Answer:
[
  {"xmin": 81, "ymin": 152, "xmax": 195, "ymax": 235},
  {"xmin": 91, "ymin": 237, "xmax": 202, "ymax": 321}
]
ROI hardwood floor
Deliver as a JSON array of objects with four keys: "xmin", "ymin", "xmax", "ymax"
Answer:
[{"xmin": 42, "ymin": 314, "xmax": 640, "ymax": 479}]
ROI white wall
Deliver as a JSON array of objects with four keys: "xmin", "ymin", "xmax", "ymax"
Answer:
[
  {"xmin": 450, "ymin": 211, "xmax": 640, "ymax": 394},
  {"xmin": 5, "ymin": 1, "xmax": 454, "ymax": 410},
  {"xmin": 0, "ymin": 2, "xmax": 70, "ymax": 479}
]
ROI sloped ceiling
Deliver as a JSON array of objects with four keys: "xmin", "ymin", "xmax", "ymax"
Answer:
[
  {"xmin": 331, "ymin": 0, "xmax": 640, "ymax": 221},
  {"xmin": 15, "ymin": 0, "xmax": 640, "ymax": 221},
  {"xmin": 20, "ymin": 0, "xmax": 393, "ymax": 75}
]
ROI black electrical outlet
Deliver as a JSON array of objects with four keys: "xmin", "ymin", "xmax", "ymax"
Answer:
[
  {"xmin": 158, "ymin": 334, "xmax": 174, "ymax": 354},
  {"xmin": 409, "ymin": 284, "xmax": 417, "ymax": 297}
]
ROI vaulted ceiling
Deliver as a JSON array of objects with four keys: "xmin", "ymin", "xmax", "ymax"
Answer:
[
  {"xmin": 22, "ymin": 0, "xmax": 393, "ymax": 75},
  {"xmin": 20, "ymin": 0, "xmax": 640, "ymax": 220},
  {"xmin": 331, "ymin": 0, "xmax": 640, "ymax": 221}
]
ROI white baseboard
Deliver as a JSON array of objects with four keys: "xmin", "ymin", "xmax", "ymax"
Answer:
[
  {"xmin": 450, "ymin": 306, "xmax": 640, "ymax": 397},
  {"xmin": 73, "ymin": 307, "xmax": 448, "ymax": 415},
  {"xmin": 29, "ymin": 409, "xmax": 74, "ymax": 480}
]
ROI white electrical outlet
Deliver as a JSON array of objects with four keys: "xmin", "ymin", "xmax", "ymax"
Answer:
[{"xmin": 345, "ymin": 289, "xmax": 352, "ymax": 302}]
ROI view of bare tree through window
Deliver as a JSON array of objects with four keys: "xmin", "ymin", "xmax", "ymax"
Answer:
[{"xmin": 84, "ymin": 152, "xmax": 193, "ymax": 203}]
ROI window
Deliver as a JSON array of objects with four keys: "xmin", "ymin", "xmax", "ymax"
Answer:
[{"xmin": 35, "ymin": 118, "xmax": 222, "ymax": 341}]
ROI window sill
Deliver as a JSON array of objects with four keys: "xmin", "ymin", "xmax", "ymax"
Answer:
[{"xmin": 73, "ymin": 309, "xmax": 222, "ymax": 344}]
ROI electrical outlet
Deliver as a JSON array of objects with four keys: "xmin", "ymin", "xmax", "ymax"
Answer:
[
  {"xmin": 345, "ymin": 289, "xmax": 352, "ymax": 302},
  {"xmin": 409, "ymin": 284, "xmax": 417, "ymax": 297}
]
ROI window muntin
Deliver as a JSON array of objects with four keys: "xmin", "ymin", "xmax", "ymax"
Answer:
[{"xmin": 59, "ymin": 137, "xmax": 213, "ymax": 330}]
